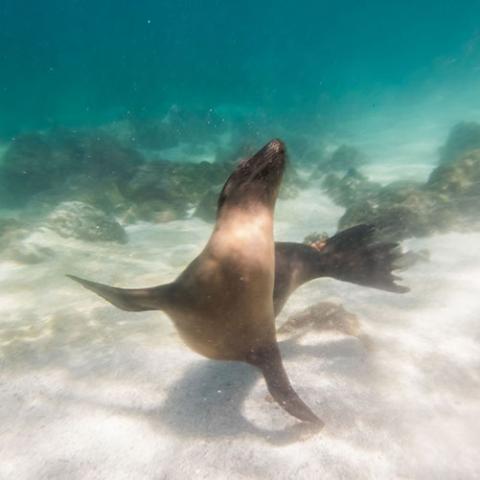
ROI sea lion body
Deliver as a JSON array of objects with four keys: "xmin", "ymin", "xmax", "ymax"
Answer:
[
  {"xmin": 168, "ymin": 208, "xmax": 276, "ymax": 361},
  {"xmin": 69, "ymin": 139, "xmax": 407, "ymax": 426}
]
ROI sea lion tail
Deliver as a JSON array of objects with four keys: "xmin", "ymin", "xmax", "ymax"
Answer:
[
  {"xmin": 67, "ymin": 275, "xmax": 173, "ymax": 312},
  {"xmin": 248, "ymin": 345, "xmax": 324, "ymax": 427},
  {"xmin": 319, "ymin": 224, "xmax": 409, "ymax": 293}
]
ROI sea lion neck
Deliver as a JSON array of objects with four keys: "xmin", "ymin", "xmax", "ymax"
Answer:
[{"xmin": 209, "ymin": 203, "xmax": 274, "ymax": 258}]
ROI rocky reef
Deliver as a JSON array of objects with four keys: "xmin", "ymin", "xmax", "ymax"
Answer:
[
  {"xmin": 0, "ymin": 120, "xmax": 309, "ymax": 257},
  {"xmin": 278, "ymin": 302, "xmax": 361, "ymax": 338},
  {"xmin": 439, "ymin": 121, "xmax": 480, "ymax": 164},
  {"xmin": 311, "ymin": 145, "xmax": 366, "ymax": 179},
  {"xmin": 44, "ymin": 201, "xmax": 127, "ymax": 243},
  {"xmin": 320, "ymin": 169, "xmax": 381, "ymax": 208},
  {"xmin": 1, "ymin": 129, "xmax": 143, "ymax": 206},
  {"xmin": 2, "ymin": 119, "xmax": 479, "ymax": 252},
  {"xmin": 327, "ymin": 123, "xmax": 480, "ymax": 241}
]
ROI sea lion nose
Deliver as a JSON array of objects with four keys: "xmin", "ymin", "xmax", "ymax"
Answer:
[{"xmin": 266, "ymin": 139, "xmax": 285, "ymax": 155}]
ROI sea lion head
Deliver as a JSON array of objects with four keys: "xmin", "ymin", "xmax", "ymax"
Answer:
[{"xmin": 217, "ymin": 139, "xmax": 286, "ymax": 215}]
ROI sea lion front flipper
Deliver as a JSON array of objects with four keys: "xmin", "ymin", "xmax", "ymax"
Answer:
[
  {"xmin": 247, "ymin": 345, "xmax": 324, "ymax": 427},
  {"xmin": 67, "ymin": 275, "xmax": 172, "ymax": 312}
]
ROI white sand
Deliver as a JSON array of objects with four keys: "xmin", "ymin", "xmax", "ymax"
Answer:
[{"xmin": 1, "ymin": 188, "xmax": 479, "ymax": 480}]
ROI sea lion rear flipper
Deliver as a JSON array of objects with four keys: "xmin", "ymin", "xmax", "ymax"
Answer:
[
  {"xmin": 248, "ymin": 345, "xmax": 323, "ymax": 427},
  {"xmin": 274, "ymin": 224, "xmax": 409, "ymax": 315},
  {"xmin": 67, "ymin": 275, "xmax": 171, "ymax": 312},
  {"xmin": 319, "ymin": 224, "xmax": 409, "ymax": 293}
]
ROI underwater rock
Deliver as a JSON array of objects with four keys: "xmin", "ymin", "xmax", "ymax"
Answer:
[
  {"xmin": 28, "ymin": 174, "xmax": 131, "ymax": 217},
  {"xmin": 0, "ymin": 129, "xmax": 144, "ymax": 205},
  {"xmin": 122, "ymin": 159, "xmax": 232, "ymax": 223},
  {"xmin": 339, "ymin": 146, "xmax": 480, "ymax": 241},
  {"xmin": 132, "ymin": 118, "xmax": 180, "ymax": 150},
  {"xmin": 427, "ymin": 148, "xmax": 480, "ymax": 197},
  {"xmin": 311, "ymin": 145, "xmax": 366, "ymax": 178},
  {"xmin": 120, "ymin": 200, "xmax": 185, "ymax": 224},
  {"xmin": 194, "ymin": 186, "xmax": 221, "ymax": 222},
  {"xmin": 278, "ymin": 302, "xmax": 361, "ymax": 337},
  {"xmin": 320, "ymin": 169, "xmax": 381, "ymax": 207},
  {"xmin": 125, "ymin": 160, "xmax": 231, "ymax": 206},
  {"xmin": 51, "ymin": 129, "xmax": 144, "ymax": 178},
  {"xmin": 426, "ymin": 148, "xmax": 480, "ymax": 230},
  {"xmin": 0, "ymin": 132, "xmax": 64, "ymax": 202},
  {"xmin": 44, "ymin": 201, "xmax": 127, "ymax": 243},
  {"xmin": 278, "ymin": 163, "xmax": 306, "ymax": 200},
  {"xmin": 439, "ymin": 121, "xmax": 480, "ymax": 164},
  {"xmin": 339, "ymin": 181, "xmax": 455, "ymax": 241},
  {"xmin": 99, "ymin": 120, "xmax": 138, "ymax": 148},
  {"xmin": 124, "ymin": 162, "xmax": 182, "ymax": 203}
]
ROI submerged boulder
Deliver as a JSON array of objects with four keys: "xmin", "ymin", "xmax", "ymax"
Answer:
[
  {"xmin": 123, "ymin": 160, "xmax": 231, "ymax": 217},
  {"xmin": 0, "ymin": 129, "xmax": 144, "ymax": 205},
  {"xmin": 44, "ymin": 201, "xmax": 127, "ymax": 243},
  {"xmin": 321, "ymin": 169, "xmax": 381, "ymax": 208},
  {"xmin": 339, "ymin": 182, "xmax": 446, "ymax": 241},
  {"xmin": 28, "ymin": 175, "xmax": 130, "ymax": 217},
  {"xmin": 427, "ymin": 148, "xmax": 480, "ymax": 197},
  {"xmin": 338, "ymin": 177, "xmax": 469, "ymax": 242},
  {"xmin": 439, "ymin": 121, "xmax": 480, "ymax": 164},
  {"xmin": 279, "ymin": 163, "xmax": 306, "ymax": 200},
  {"xmin": 311, "ymin": 145, "xmax": 366, "ymax": 178},
  {"xmin": 194, "ymin": 186, "xmax": 221, "ymax": 223},
  {"xmin": 120, "ymin": 159, "xmax": 235, "ymax": 224},
  {"xmin": 120, "ymin": 200, "xmax": 185, "ymax": 224},
  {"xmin": 335, "ymin": 124, "xmax": 480, "ymax": 241},
  {"xmin": 426, "ymin": 148, "xmax": 480, "ymax": 230},
  {"xmin": 0, "ymin": 132, "xmax": 65, "ymax": 201},
  {"xmin": 278, "ymin": 302, "xmax": 361, "ymax": 338}
]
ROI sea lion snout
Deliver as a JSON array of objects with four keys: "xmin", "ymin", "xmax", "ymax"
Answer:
[
  {"xmin": 217, "ymin": 139, "xmax": 286, "ymax": 212},
  {"xmin": 252, "ymin": 138, "xmax": 285, "ymax": 172},
  {"xmin": 265, "ymin": 138, "xmax": 284, "ymax": 154}
]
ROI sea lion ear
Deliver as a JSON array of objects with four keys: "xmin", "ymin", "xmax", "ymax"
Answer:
[{"xmin": 67, "ymin": 275, "xmax": 172, "ymax": 312}]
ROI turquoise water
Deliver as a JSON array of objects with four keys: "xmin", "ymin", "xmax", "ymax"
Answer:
[
  {"xmin": 1, "ymin": 2, "xmax": 480, "ymax": 480},
  {"xmin": 1, "ymin": 1, "xmax": 480, "ymax": 136}
]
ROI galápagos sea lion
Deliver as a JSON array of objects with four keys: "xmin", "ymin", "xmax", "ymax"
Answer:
[{"xmin": 69, "ymin": 139, "xmax": 408, "ymax": 426}]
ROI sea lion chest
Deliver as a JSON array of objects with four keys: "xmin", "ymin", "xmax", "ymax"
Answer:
[{"xmin": 169, "ymin": 210, "xmax": 276, "ymax": 360}]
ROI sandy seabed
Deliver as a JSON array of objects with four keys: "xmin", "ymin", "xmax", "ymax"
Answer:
[{"xmin": 0, "ymin": 184, "xmax": 479, "ymax": 480}]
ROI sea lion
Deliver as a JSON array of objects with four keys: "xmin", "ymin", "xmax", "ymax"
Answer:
[
  {"xmin": 69, "ymin": 140, "xmax": 408, "ymax": 425},
  {"xmin": 70, "ymin": 139, "xmax": 323, "ymax": 425}
]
